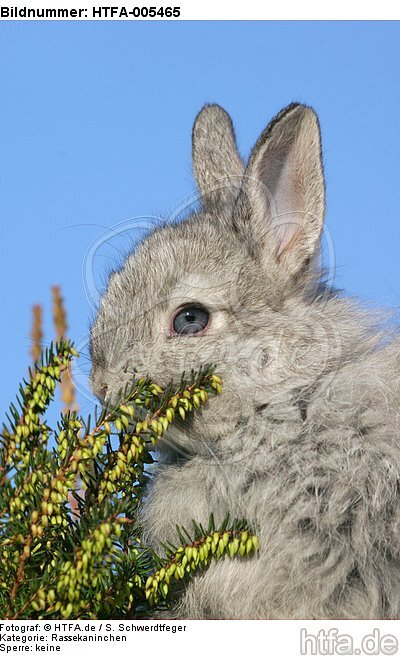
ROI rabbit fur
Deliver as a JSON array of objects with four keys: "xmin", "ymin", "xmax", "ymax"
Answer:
[{"xmin": 90, "ymin": 103, "xmax": 400, "ymax": 619}]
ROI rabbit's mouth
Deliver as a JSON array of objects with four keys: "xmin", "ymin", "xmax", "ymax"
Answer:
[
  {"xmin": 155, "ymin": 416, "xmax": 216, "ymax": 460},
  {"xmin": 154, "ymin": 404, "xmax": 250, "ymax": 461}
]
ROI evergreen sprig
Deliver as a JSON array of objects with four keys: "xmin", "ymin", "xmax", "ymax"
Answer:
[
  {"xmin": 0, "ymin": 341, "xmax": 259, "ymax": 619},
  {"xmin": 145, "ymin": 516, "xmax": 260, "ymax": 606}
]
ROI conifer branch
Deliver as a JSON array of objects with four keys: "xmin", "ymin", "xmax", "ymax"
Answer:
[
  {"xmin": 145, "ymin": 523, "xmax": 260, "ymax": 606},
  {"xmin": 0, "ymin": 341, "xmax": 259, "ymax": 619}
]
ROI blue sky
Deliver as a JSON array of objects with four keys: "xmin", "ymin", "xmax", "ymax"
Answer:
[{"xmin": 1, "ymin": 21, "xmax": 399, "ymax": 420}]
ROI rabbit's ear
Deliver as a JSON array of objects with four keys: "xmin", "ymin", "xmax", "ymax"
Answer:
[
  {"xmin": 192, "ymin": 104, "xmax": 245, "ymax": 211},
  {"xmin": 236, "ymin": 103, "xmax": 325, "ymax": 278}
]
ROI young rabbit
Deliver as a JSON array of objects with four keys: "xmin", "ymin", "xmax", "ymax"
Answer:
[{"xmin": 90, "ymin": 103, "xmax": 400, "ymax": 619}]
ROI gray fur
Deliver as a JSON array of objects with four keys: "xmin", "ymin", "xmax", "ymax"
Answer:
[{"xmin": 90, "ymin": 103, "xmax": 400, "ymax": 618}]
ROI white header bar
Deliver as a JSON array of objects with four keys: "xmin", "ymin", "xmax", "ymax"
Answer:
[{"xmin": 0, "ymin": 0, "xmax": 399, "ymax": 20}]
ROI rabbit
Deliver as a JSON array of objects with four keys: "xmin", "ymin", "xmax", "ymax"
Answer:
[{"xmin": 89, "ymin": 102, "xmax": 400, "ymax": 619}]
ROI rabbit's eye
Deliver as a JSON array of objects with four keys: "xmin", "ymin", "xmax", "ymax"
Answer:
[{"xmin": 172, "ymin": 305, "xmax": 210, "ymax": 336}]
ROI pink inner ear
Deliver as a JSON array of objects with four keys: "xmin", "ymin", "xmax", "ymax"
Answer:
[
  {"xmin": 265, "ymin": 146, "xmax": 307, "ymax": 259},
  {"xmin": 274, "ymin": 217, "xmax": 302, "ymax": 258}
]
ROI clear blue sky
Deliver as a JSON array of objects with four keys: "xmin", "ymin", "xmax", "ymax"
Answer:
[{"xmin": 1, "ymin": 21, "xmax": 399, "ymax": 420}]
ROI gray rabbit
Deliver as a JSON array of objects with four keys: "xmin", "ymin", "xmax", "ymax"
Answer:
[{"xmin": 90, "ymin": 103, "xmax": 400, "ymax": 619}]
